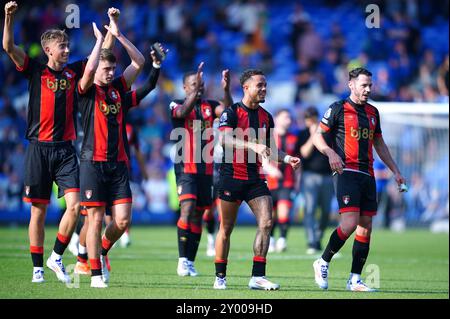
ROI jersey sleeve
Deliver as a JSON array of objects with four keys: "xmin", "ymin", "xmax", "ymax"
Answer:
[
  {"xmin": 218, "ymin": 107, "xmax": 237, "ymax": 131},
  {"xmin": 112, "ymin": 75, "xmax": 131, "ymax": 94},
  {"xmin": 15, "ymin": 54, "xmax": 40, "ymax": 79},
  {"xmin": 122, "ymin": 90, "xmax": 139, "ymax": 110},
  {"xmin": 319, "ymin": 101, "xmax": 341, "ymax": 133},
  {"xmin": 374, "ymin": 107, "xmax": 382, "ymax": 137}
]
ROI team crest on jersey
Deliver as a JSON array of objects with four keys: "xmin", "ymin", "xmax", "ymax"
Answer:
[
  {"xmin": 324, "ymin": 108, "xmax": 332, "ymax": 119},
  {"xmin": 85, "ymin": 190, "xmax": 93, "ymax": 199},
  {"xmin": 371, "ymin": 117, "xmax": 376, "ymax": 126},
  {"xmin": 25, "ymin": 186, "xmax": 30, "ymax": 196},
  {"xmin": 64, "ymin": 71, "xmax": 73, "ymax": 79},
  {"xmin": 342, "ymin": 195, "xmax": 350, "ymax": 205},
  {"xmin": 204, "ymin": 107, "xmax": 211, "ymax": 117},
  {"xmin": 177, "ymin": 186, "xmax": 182, "ymax": 195},
  {"xmin": 219, "ymin": 112, "xmax": 227, "ymax": 123},
  {"xmin": 109, "ymin": 90, "xmax": 118, "ymax": 101}
]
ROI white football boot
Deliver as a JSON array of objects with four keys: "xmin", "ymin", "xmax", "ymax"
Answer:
[
  {"xmin": 31, "ymin": 268, "xmax": 45, "ymax": 283},
  {"xmin": 313, "ymin": 258, "xmax": 329, "ymax": 289},
  {"xmin": 90, "ymin": 275, "xmax": 108, "ymax": 288},
  {"xmin": 276, "ymin": 237, "xmax": 287, "ymax": 252},
  {"xmin": 268, "ymin": 237, "xmax": 276, "ymax": 253},
  {"xmin": 213, "ymin": 276, "xmax": 227, "ymax": 290},
  {"xmin": 187, "ymin": 260, "xmax": 198, "ymax": 277},
  {"xmin": 177, "ymin": 258, "xmax": 189, "ymax": 276},
  {"xmin": 46, "ymin": 256, "xmax": 71, "ymax": 283},
  {"xmin": 248, "ymin": 276, "xmax": 280, "ymax": 290},
  {"xmin": 206, "ymin": 234, "xmax": 215, "ymax": 257},
  {"xmin": 346, "ymin": 275, "xmax": 376, "ymax": 292}
]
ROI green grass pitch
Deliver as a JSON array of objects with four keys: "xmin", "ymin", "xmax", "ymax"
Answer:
[{"xmin": 0, "ymin": 225, "xmax": 448, "ymax": 299}]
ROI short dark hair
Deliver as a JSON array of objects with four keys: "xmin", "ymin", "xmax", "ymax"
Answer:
[
  {"xmin": 304, "ymin": 106, "xmax": 319, "ymax": 119},
  {"xmin": 274, "ymin": 108, "xmax": 291, "ymax": 117},
  {"xmin": 100, "ymin": 49, "xmax": 116, "ymax": 63},
  {"xmin": 240, "ymin": 69, "xmax": 265, "ymax": 86},
  {"xmin": 349, "ymin": 67, "xmax": 372, "ymax": 80},
  {"xmin": 182, "ymin": 71, "xmax": 197, "ymax": 84}
]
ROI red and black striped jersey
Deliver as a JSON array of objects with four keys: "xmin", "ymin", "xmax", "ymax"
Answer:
[
  {"xmin": 78, "ymin": 76, "xmax": 138, "ymax": 162},
  {"xmin": 170, "ymin": 99, "xmax": 220, "ymax": 175},
  {"xmin": 16, "ymin": 55, "xmax": 86, "ymax": 143},
  {"xmin": 319, "ymin": 98, "xmax": 382, "ymax": 176},
  {"xmin": 266, "ymin": 132, "xmax": 298, "ymax": 190},
  {"xmin": 218, "ymin": 102, "xmax": 274, "ymax": 181}
]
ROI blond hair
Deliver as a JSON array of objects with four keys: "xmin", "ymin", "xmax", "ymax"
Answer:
[{"xmin": 40, "ymin": 29, "xmax": 69, "ymax": 50}]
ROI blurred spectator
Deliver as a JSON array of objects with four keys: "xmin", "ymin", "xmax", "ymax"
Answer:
[
  {"xmin": 289, "ymin": 3, "xmax": 311, "ymax": 60},
  {"xmin": 0, "ymin": 0, "xmax": 447, "ymax": 228},
  {"xmin": 437, "ymin": 54, "xmax": 449, "ymax": 97},
  {"xmin": 143, "ymin": 166, "xmax": 169, "ymax": 214},
  {"xmin": 297, "ymin": 22, "xmax": 323, "ymax": 69},
  {"xmin": 373, "ymin": 159, "xmax": 392, "ymax": 228}
]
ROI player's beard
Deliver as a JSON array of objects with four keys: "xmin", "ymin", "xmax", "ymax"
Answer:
[{"xmin": 360, "ymin": 92, "xmax": 369, "ymax": 102}]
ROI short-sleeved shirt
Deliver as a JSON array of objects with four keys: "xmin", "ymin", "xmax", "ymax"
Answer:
[
  {"xmin": 218, "ymin": 102, "xmax": 274, "ymax": 181},
  {"xmin": 170, "ymin": 99, "xmax": 220, "ymax": 175},
  {"xmin": 319, "ymin": 98, "xmax": 382, "ymax": 176},
  {"xmin": 16, "ymin": 55, "xmax": 86, "ymax": 142},
  {"xmin": 296, "ymin": 128, "xmax": 332, "ymax": 175},
  {"xmin": 78, "ymin": 76, "xmax": 138, "ymax": 162}
]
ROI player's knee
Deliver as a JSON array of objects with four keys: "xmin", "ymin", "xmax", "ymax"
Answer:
[
  {"xmin": 220, "ymin": 223, "xmax": 234, "ymax": 237},
  {"xmin": 341, "ymin": 222, "xmax": 357, "ymax": 235},
  {"xmin": 116, "ymin": 218, "xmax": 130, "ymax": 231},
  {"xmin": 66, "ymin": 201, "xmax": 80, "ymax": 218},
  {"xmin": 259, "ymin": 218, "xmax": 273, "ymax": 232},
  {"xmin": 90, "ymin": 215, "xmax": 103, "ymax": 230}
]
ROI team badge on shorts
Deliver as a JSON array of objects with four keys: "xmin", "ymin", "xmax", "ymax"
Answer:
[
  {"xmin": 25, "ymin": 186, "xmax": 30, "ymax": 196},
  {"xmin": 342, "ymin": 195, "xmax": 350, "ymax": 205},
  {"xmin": 177, "ymin": 185, "xmax": 182, "ymax": 195},
  {"xmin": 224, "ymin": 190, "xmax": 231, "ymax": 196},
  {"xmin": 85, "ymin": 190, "xmax": 93, "ymax": 199}
]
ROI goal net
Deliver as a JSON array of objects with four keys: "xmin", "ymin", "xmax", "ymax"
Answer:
[{"xmin": 375, "ymin": 102, "xmax": 449, "ymax": 228}]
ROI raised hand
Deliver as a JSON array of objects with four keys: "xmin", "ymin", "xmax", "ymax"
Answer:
[
  {"xmin": 92, "ymin": 22, "xmax": 103, "ymax": 41},
  {"xmin": 222, "ymin": 69, "xmax": 230, "ymax": 91},
  {"xmin": 195, "ymin": 61, "xmax": 204, "ymax": 89},
  {"xmin": 108, "ymin": 7, "xmax": 120, "ymax": 20},
  {"xmin": 4, "ymin": 1, "xmax": 18, "ymax": 16},
  {"xmin": 104, "ymin": 7, "xmax": 121, "ymax": 38},
  {"xmin": 150, "ymin": 42, "xmax": 169, "ymax": 66}
]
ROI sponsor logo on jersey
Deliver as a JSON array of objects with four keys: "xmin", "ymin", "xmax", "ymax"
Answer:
[{"xmin": 343, "ymin": 195, "xmax": 350, "ymax": 205}]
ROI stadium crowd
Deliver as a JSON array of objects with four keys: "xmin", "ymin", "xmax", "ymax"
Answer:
[{"xmin": 0, "ymin": 0, "xmax": 448, "ymax": 227}]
